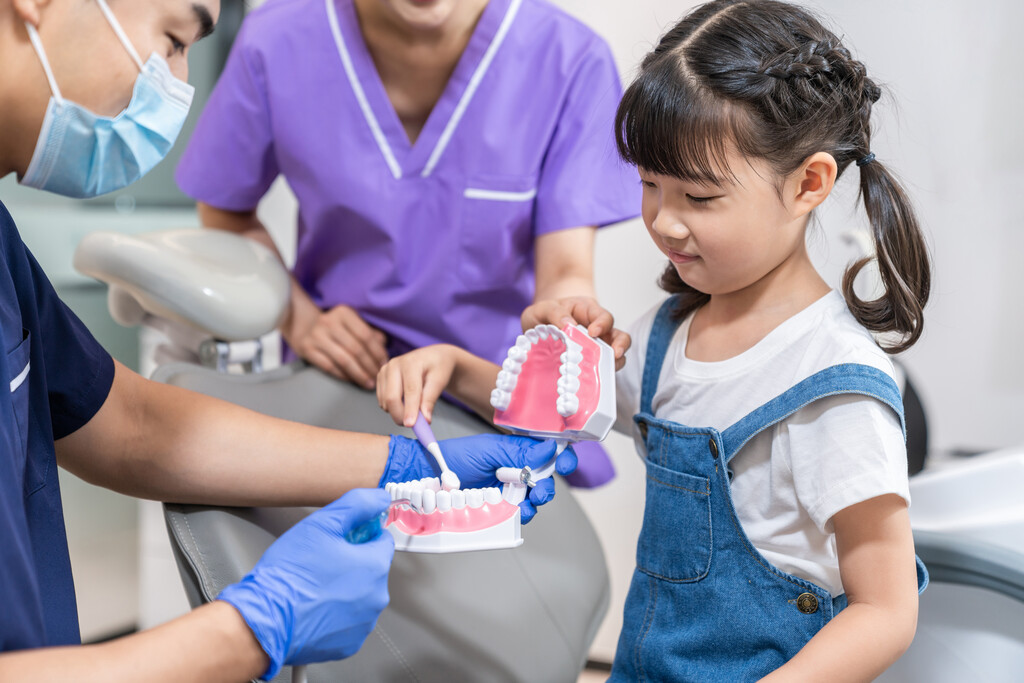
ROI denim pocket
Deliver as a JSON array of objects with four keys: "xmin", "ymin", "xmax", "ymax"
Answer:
[{"xmin": 636, "ymin": 460, "xmax": 712, "ymax": 582}]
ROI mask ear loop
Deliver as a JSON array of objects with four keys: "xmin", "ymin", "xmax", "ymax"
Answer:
[
  {"xmin": 94, "ymin": 0, "xmax": 145, "ymax": 72},
  {"xmin": 23, "ymin": 24, "xmax": 65, "ymax": 106}
]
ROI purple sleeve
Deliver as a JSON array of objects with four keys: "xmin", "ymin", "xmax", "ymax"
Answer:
[
  {"xmin": 534, "ymin": 39, "xmax": 640, "ymax": 236},
  {"xmin": 175, "ymin": 22, "xmax": 279, "ymax": 211}
]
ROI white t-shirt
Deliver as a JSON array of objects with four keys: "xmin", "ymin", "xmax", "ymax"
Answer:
[{"xmin": 616, "ymin": 291, "xmax": 910, "ymax": 596}]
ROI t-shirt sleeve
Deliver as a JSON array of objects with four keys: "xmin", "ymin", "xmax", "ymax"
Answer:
[
  {"xmin": 26, "ymin": 253, "xmax": 115, "ymax": 440},
  {"xmin": 785, "ymin": 393, "xmax": 910, "ymax": 534},
  {"xmin": 175, "ymin": 20, "xmax": 279, "ymax": 211},
  {"xmin": 533, "ymin": 38, "xmax": 640, "ymax": 236}
]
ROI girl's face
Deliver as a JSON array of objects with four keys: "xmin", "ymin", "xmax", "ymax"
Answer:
[{"xmin": 639, "ymin": 150, "xmax": 813, "ymax": 298}]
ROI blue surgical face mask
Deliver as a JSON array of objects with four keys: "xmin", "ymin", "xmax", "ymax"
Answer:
[{"xmin": 20, "ymin": 0, "xmax": 195, "ymax": 198}]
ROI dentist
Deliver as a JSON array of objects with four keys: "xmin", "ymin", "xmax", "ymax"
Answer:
[{"xmin": 0, "ymin": 0, "xmax": 567, "ymax": 680}]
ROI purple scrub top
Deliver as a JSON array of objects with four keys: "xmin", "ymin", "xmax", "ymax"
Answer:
[{"xmin": 177, "ymin": 0, "xmax": 638, "ymax": 366}]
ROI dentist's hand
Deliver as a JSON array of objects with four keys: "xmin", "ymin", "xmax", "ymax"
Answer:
[
  {"xmin": 292, "ymin": 304, "xmax": 390, "ymax": 389},
  {"xmin": 522, "ymin": 296, "xmax": 631, "ymax": 370},
  {"xmin": 383, "ymin": 434, "xmax": 577, "ymax": 523},
  {"xmin": 218, "ymin": 489, "xmax": 394, "ymax": 680}
]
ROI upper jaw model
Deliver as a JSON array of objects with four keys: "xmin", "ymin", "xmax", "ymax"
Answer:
[
  {"xmin": 383, "ymin": 324, "xmax": 615, "ymax": 554},
  {"xmin": 491, "ymin": 323, "xmax": 616, "ymax": 443}
]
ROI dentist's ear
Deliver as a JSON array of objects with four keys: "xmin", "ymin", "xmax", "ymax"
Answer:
[{"xmin": 11, "ymin": 0, "xmax": 50, "ymax": 27}]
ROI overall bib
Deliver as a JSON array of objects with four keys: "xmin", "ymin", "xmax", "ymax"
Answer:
[{"xmin": 610, "ymin": 297, "xmax": 927, "ymax": 682}]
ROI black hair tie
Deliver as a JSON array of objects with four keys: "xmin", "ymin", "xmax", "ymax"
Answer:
[{"xmin": 856, "ymin": 152, "xmax": 876, "ymax": 167}]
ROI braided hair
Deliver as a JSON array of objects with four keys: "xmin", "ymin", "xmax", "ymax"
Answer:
[{"xmin": 616, "ymin": 0, "xmax": 930, "ymax": 353}]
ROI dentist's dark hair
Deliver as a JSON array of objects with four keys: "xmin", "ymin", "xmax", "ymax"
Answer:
[{"xmin": 615, "ymin": 0, "xmax": 930, "ymax": 352}]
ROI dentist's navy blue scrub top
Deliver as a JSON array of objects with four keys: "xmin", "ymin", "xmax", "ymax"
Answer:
[{"xmin": 0, "ymin": 200, "xmax": 115, "ymax": 650}]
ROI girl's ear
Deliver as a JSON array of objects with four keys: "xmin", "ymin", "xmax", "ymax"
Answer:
[{"xmin": 790, "ymin": 152, "xmax": 838, "ymax": 218}]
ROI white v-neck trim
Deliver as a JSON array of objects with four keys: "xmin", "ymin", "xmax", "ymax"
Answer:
[
  {"xmin": 420, "ymin": 0, "xmax": 523, "ymax": 178},
  {"xmin": 326, "ymin": 0, "xmax": 403, "ymax": 180}
]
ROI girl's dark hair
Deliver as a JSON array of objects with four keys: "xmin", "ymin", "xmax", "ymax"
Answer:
[{"xmin": 616, "ymin": 0, "xmax": 930, "ymax": 353}]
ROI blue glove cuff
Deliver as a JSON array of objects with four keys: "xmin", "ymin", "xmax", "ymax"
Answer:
[
  {"xmin": 218, "ymin": 577, "xmax": 288, "ymax": 681},
  {"xmin": 379, "ymin": 435, "xmax": 435, "ymax": 487}
]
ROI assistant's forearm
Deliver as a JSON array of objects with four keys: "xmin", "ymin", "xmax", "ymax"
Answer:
[
  {"xmin": 59, "ymin": 363, "xmax": 389, "ymax": 507},
  {"xmin": 760, "ymin": 601, "xmax": 916, "ymax": 682},
  {"xmin": 0, "ymin": 602, "xmax": 267, "ymax": 682}
]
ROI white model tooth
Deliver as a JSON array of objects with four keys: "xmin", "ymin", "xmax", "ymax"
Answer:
[
  {"xmin": 509, "ymin": 345, "xmax": 528, "ymax": 362},
  {"xmin": 502, "ymin": 357, "xmax": 522, "ymax": 374},
  {"xmin": 484, "ymin": 487, "xmax": 503, "ymax": 505},
  {"xmin": 410, "ymin": 488, "xmax": 423, "ymax": 511},
  {"xmin": 451, "ymin": 490, "xmax": 467, "ymax": 509},
  {"xmin": 398, "ymin": 485, "xmax": 410, "ymax": 501},
  {"xmin": 560, "ymin": 362, "xmax": 581, "ymax": 377},
  {"xmin": 560, "ymin": 349, "xmax": 584, "ymax": 364},
  {"xmin": 467, "ymin": 489, "xmax": 484, "ymax": 508},
  {"xmin": 557, "ymin": 395, "xmax": 579, "ymax": 417},
  {"xmin": 412, "ymin": 479, "xmax": 424, "ymax": 490},
  {"xmin": 496, "ymin": 370, "xmax": 518, "ymax": 392},
  {"xmin": 386, "ymin": 482, "xmax": 397, "ymax": 500},
  {"xmin": 431, "ymin": 477, "xmax": 441, "ymax": 491},
  {"xmin": 536, "ymin": 326, "xmax": 550, "ymax": 340},
  {"xmin": 557, "ymin": 375, "xmax": 581, "ymax": 394},
  {"xmin": 525, "ymin": 329, "xmax": 539, "ymax": 344},
  {"xmin": 516, "ymin": 334, "xmax": 531, "ymax": 350},
  {"xmin": 490, "ymin": 388, "xmax": 510, "ymax": 411},
  {"xmin": 421, "ymin": 488, "xmax": 436, "ymax": 514},
  {"xmin": 419, "ymin": 477, "xmax": 434, "ymax": 490},
  {"xmin": 436, "ymin": 490, "xmax": 452, "ymax": 512}
]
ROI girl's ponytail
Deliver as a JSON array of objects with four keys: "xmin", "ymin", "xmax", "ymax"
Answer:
[{"xmin": 844, "ymin": 158, "xmax": 930, "ymax": 353}]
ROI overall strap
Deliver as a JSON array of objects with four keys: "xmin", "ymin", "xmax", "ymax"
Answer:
[
  {"xmin": 640, "ymin": 296, "xmax": 685, "ymax": 416},
  {"xmin": 721, "ymin": 363, "xmax": 906, "ymax": 463}
]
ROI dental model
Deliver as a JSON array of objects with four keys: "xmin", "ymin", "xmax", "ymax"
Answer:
[
  {"xmin": 491, "ymin": 323, "xmax": 616, "ymax": 443},
  {"xmin": 381, "ymin": 324, "xmax": 614, "ymax": 554},
  {"xmin": 384, "ymin": 478, "xmax": 523, "ymax": 553}
]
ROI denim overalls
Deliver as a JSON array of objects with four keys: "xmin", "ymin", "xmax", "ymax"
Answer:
[{"xmin": 610, "ymin": 297, "xmax": 927, "ymax": 682}]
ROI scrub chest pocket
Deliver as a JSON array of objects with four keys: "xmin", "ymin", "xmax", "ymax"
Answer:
[
  {"xmin": 459, "ymin": 175, "xmax": 537, "ymax": 290},
  {"xmin": 5, "ymin": 330, "xmax": 36, "ymax": 493}
]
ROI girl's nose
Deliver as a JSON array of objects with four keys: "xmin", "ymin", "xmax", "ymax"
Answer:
[{"xmin": 651, "ymin": 210, "xmax": 690, "ymax": 240}]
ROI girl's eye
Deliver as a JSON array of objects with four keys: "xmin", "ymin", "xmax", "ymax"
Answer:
[
  {"xmin": 167, "ymin": 34, "xmax": 186, "ymax": 55},
  {"xmin": 687, "ymin": 194, "xmax": 719, "ymax": 205},
  {"xmin": 640, "ymin": 180, "xmax": 658, "ymax": 189}
]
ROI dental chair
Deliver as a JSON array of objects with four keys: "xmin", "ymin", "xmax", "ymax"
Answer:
[
  {"xmin": 74, "ymin": 229, "xmax": 610, "ymax": 683},
  {"xmin": 879, "ymin": 370, "xmax": 1024, "ymax": 682}
]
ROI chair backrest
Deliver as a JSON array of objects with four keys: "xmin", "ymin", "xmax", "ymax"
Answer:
[{"xmin": 155, "ymin": 361, "xmax": 610, "ymax": 683}]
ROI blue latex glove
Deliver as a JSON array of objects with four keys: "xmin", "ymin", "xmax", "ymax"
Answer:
[
  {"xmin": 382, "ymin": 434, "xmax": 578, "ymax": 523},
  {"xmin": 218, "ymin": 489, "xmax": 395, "ymax": 680}
]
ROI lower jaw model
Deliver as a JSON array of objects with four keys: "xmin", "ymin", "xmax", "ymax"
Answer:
[{"xmin": 384, "ymin": 478, "xmax": 524, "ymax": 553}]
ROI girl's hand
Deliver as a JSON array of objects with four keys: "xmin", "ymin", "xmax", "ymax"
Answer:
[
  {"xmin": 522, "ymin": 296, "xmax": 632, "ymax": 370},
  {"xmin": 376, "ymin": 345, "xmax": 461, "ymax": 427}
]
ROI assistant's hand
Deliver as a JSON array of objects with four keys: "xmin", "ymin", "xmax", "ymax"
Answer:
[
  {"xmin": 377, "ymin": 344, "xmax": 461, "ymax": 427},
  {"xmin": 382, "ymin": 434, "xmax": 577, "ymax": 523},
  {"xmin": 218, "ymin": 489, "xmax": 395, "ymax": 680},
  {"xmin": 522, "ymin": 296, "xmax": 631, "ymax": 370},
  {"xmin": 292, "ymin": 305, "xmax": 389, "ymax": 389}
]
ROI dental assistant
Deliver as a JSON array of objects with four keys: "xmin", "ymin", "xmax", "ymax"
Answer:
[
  {"xmin": 176, "ymin": 0, "xmax": 638, "ymax": 390},
  {"xmin": 0, "ymin": 0, "xmax": 564, "ymax": 679}
]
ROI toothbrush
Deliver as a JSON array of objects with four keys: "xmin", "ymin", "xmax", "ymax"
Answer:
[{"xmin": 412, "ymin": 411, "xmax": 460, "ymax": 491}]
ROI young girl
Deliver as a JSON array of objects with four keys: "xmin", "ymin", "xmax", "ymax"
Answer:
[{"xmin": 376, "ymin": 0, "xmax": 930, "ymax": 679}]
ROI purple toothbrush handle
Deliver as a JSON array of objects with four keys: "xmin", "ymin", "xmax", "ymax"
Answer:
[{"xmin": 411, "ymin": 411, "xmax": 437, "ymax": 447}]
